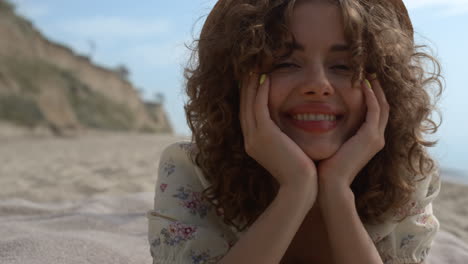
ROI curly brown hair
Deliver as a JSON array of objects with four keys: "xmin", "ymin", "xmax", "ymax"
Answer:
[{"xmin": 183, "ymin": 0, "xmax": 443, "ymax": 231}]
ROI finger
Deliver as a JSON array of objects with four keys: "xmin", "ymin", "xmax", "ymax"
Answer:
[
  {"xmin": 239, "ymin": 77, "xmax": 248, "ymax": 137},
  {"xmin": 362, "ymin": 79, "xmax": 380, "ymax": 131},
  {"xmin": 245, "ymin": 72, "xmax": 259, "ymax": 130},
  {"xmin": 367, "ymin": 74, "xmax": 390, "ymax": 134},
  {"xmin": 240, "ymin": 72, "xmax": 256, "ymax": 137},
  {"xmin": 248, "ymin": 72, "xmax": 260, "ymax": 128},
  {"xmin": 255, "ymin": 74, "xmax": 272, "ymax": 127}
]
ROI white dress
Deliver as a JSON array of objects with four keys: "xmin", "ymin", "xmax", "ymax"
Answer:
[{"xmin": 147, "ymin": 141, "xmax": 441, "ymax": 263}]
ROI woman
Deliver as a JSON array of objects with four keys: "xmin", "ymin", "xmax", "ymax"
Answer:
[{"xmin": 148, "ymin": 0, "xmax": 443, "ymax": 263}]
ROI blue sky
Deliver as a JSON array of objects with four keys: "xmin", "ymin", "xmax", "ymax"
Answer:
[{"xmin": 8, "ymin": 0, "xmax": 468, "ymax": 172}]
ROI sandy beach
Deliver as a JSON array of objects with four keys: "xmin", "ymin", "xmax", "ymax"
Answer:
[
  {"xmin": 0, "ymin": 132, "xmax": 189, "ymax": 203},
  {"xmin": 433, "ymin": 180, "xmax": 468, "ymax": 244},
  {"xmin": 0, "ymin": 133, "xmax": 467, "ymax": 263}
]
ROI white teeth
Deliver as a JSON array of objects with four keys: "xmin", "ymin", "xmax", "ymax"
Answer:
[{"xmin": 292, "ymin": 114, "xmax": 337, "ymax": 121}]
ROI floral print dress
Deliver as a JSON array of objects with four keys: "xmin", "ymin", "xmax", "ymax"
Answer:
[{"xmin": 147, "ymin": 141, "xmax": 441, "ymax": 264}]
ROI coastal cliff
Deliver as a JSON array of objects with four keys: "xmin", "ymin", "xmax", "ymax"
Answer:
[{"xmin": 0, "ymin": 1, "xmax": 172, "ymax": 136}]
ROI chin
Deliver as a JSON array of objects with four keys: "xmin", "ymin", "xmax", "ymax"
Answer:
[
  {"xmin": 304, "ymin": 149, "xmax": 334, "ymax": 161},
  {"xmin": 300, "ymin": 142, "xmax": 340, "ymax": 162}
]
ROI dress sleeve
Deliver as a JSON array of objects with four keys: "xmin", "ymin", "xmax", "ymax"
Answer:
[
  {"xmin": 147, "ymin": 142, "xmax": 236, "ymax": 264},
  {"xmin": 374, "ymin": 171, "xmax": 441, "ymax": 264}
]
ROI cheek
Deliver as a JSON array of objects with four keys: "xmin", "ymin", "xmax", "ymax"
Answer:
[
  {"xmin": 267, "ymin": 75, "xmax": 293, "ymax": 123},
  {"xmin": 350, "ymin": 88, "xmax": 367, "ymax": 122},
  {"xmin": 267, "ymin": 83, "xmax": 285, "ymax": 119}
]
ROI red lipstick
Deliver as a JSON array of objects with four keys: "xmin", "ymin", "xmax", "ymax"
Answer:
[{"xmin": 286, "ymin": 103, "xmax": 343, "ymax": 134}]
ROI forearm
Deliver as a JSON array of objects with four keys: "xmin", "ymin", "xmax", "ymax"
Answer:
[
  {"xmin": 319, "ymin": 184, "xmax": 383, "ymax": 264},
  {"xmin": 220, "ymin": 182, "xmax": 316, "ymax": 264}
]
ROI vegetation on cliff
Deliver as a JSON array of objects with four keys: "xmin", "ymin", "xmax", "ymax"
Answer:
[{"xmin": 0, "ymin": 1, "xmax": 172, "ymax": 135}]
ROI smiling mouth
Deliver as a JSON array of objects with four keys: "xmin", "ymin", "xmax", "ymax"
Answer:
[
  {"xmin": 286, "ymin": 114, "xmax": 344, "ymax": 134},
  {"xmin": 288, "ymin": 113, "xmax": 344, "ymax": 122}
]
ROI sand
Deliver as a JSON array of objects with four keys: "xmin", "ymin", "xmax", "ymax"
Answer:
[
  {"xmin": 0, "ymin": 132, "xmax": 467, "ymax": 263},
  {"xmin": 433, "ymin": 180, "xmax": 468, "ymax": 244},
  {"xmin": 0, "ymin": 132, "xmax": 189, "ymax": 203}
]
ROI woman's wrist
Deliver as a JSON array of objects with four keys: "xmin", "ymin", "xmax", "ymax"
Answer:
[
  {"xmin": 318, "ymin": 183, "xmax": 354, "ymax": 210},
  {"xmin": 279, "ymin": 177, "xmax": 318, "ymax": 210},
  {"xmin": 220, "ymin": 174, "xmax": 316, "ymax": 264}
]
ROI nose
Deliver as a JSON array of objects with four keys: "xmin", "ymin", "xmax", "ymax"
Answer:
[{"xmin": 299, "ymin": 68, "xmax": 335, "ymax": 97}]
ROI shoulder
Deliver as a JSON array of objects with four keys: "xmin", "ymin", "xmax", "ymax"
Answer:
[
  {"xmin": 154, "ymin": 141, "xmax": 219, "ymax": 223},
  {"xmin": 366, "ymin": 170, "xmax": 441, "ymax": 263},
  {"xmin": 366, "ymin": 170, "xmax": 441, "ymax": 233},
  {"xmin": 411, "ymin": 170, "xmax": 441, "ymax": 205},
  {"xmin": 393, "ymin": 170, "xmax": 441, "ymax": 221},
  {"xmin": 148, "ymin": 142, "xmax": 239, "ymax": 261},
  {"xmin": 158, "ymin": 141, "xmax": 200, "ymax": 182},
  {"xmin": 160, "ymin": 141, "xmax": 198, "ymax": 167},
  {"xmin": 158, "ymin": 141, "xmax": 214, "ymax": 191}
]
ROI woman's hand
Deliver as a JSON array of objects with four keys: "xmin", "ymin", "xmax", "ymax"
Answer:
[
  {"xmin": 317, "ymin": 74, "xmax": 390, "ymax": 191},
  {"xmin": 239, "ymin": 72, "xmax": 318, "ymax": 201}
]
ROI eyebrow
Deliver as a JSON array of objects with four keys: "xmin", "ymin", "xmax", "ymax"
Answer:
[{"xmin": 292, "ymin": 42, "xmax": 350, "ymax": 52}]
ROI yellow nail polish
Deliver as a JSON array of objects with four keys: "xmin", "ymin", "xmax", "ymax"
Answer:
[
  {"xmin": 259, "ymin": 74, "xmax": 266, "ymax": 85},
  {"xmin": 364, "ymin": 79, "xmax": 372, "ymax": 89},
  {"xmin": 369, "ymin": 73, "xmax": 378, "ymax": 80}
]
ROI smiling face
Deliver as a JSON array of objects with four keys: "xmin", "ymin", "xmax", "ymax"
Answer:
[{"xmin": 268, "ymin": 1, "xmax": 367, "ymax": 161}]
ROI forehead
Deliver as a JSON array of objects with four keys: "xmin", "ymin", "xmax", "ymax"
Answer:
[{"xmin": 290, "ymin": 1, "xmax": 347, "ymax": 50}]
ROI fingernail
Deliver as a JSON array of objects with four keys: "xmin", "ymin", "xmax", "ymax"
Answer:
[
  {"xmin": 259, "ymin": 74, "xmax": 266, "ymax": 85},
  {"xmin": 369, "ymin": 73, "xmax": 378, "ymax": 80},
  {"xmin": 364, "ymin": 79, "xmax": 372, "ymax": 90}
]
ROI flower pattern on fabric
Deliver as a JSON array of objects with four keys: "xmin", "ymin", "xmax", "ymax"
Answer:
[
  {"xmin": 381, "ymin": 254, "xmax": 393, "ymax": 264},
  {"xmin": 416, "ymin": 213, "xmax": 436, "ymax": 226},
  {"xmin": 377, "ymin": 241, "xmax": 395, "ymax": 264},
  {"xmin": 173, "ymin": 186, "xmax": 211, "ymax": 218},
  {"xmin": 178, "ymin": 142, "xmax": 198, "ymax": 157},
  {"xmin": 150, "ymin": 237, "xmax": 161, "ymax": 258},
  {"xmin": 393, "ymin": 201, "xmax": 425, "ymax": 219},
  {"xmin": 189, "ymin": 249, "xmax": 223, "ymax": 264},
  {"xmin": 160, "ymin": 183, "xmax": 168, "ymax": 192},
  {"xmin": 400, "ymin": 234, "xmax": 415, "ymax": 249},
  {"xmin": 370, "ymin": 232, "xmax": 383, "ymax": 243},
  {"xmin": 148, "ymin": 141, "xmax": 441, "ymax": 264},
  {"xmin": 158, "ymin": 222, "xmax": 198, "ymax": 246},
  {"xmin": 162, "ymin": 158, "xmax": 176, "ymax": 177}
]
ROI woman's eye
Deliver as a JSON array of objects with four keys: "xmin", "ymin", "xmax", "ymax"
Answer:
[
  {"xmin": 273, "ymin": 62, "xmax": 299, "ymax": 69},
  {"xmin": 332, "ymin": 65, "xmax": 351, "ymax": 71}
]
